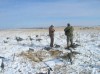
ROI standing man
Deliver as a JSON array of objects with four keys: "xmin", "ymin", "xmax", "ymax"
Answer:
[
  {"xmin": 64, "ymin": 23, "xmax": 74, "ymax": 48},
  {"xmin": 49, "ymin": 25, "xmax": 55, "ymax": 47}
]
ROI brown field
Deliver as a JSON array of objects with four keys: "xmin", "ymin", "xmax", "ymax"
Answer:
[{"xmin": 0, "ymin": 26, "xmax": 100, "ymax": 34}]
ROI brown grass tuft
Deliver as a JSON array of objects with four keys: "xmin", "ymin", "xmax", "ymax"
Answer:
[
  {"xmin": 20, "ymin": 51, "xmax": 41, "ymax": 62},
  {"xmin": 49, "ymin": 50, "xmax": 63, "ymax": 58},
  {"xmin": 19, "ymin": 50, "xmax": 50, "ymax": 62}
]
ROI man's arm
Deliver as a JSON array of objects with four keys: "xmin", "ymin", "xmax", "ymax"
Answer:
[
  {"xmin": 51, "ymin": 28, "xmax": 55, "ymax": 32},
  {"xmin": 64, "ymin": 27, "xmax": 68, "ymax": 32}
]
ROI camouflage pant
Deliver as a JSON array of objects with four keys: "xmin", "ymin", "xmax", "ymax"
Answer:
[
  {"xmin": 50, "ymin": 35, "xmax": 54, "ymax": 47},
  {"xmin": 67, "ymin": 36, "xmax": 73, "ymax": 47}
]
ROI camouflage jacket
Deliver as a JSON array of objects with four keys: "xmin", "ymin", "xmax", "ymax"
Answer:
[{"xmin": 64, "ymin": 26, "xmax": 74, "ymax": 36}]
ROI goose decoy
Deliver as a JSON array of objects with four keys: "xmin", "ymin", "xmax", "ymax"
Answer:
[
  {"xmin": 28, "ymin": 36, "xmax": 34, "ymax": 41},
  {"xmin": 1, "ymin": 59, "xmax": 4, "ymax": 70},
  {"xmin": 15, "ymin": 37, "xmax": 23, "ymax": 42}
]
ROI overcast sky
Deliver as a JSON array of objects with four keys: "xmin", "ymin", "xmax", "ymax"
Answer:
[{"xmin": 0, "ymin": 0, "xmax": 100, "ymax": 29}]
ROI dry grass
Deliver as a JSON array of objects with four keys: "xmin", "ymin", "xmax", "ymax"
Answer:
[
  {"xmin": 60, "ymin": 51, "xmax": 81, "ymax": 63},
  {"xmin": 19, "ymin": 49, "xmax": 80, "ymax": 64},
  {"xmin": 20, "ymin": 51, "xmax": 41, "ymax": 62},
  {"xmin": 49, "ymin": 50, "xmax": 63, "ymax": 58},
  {"xmin": 19, "ymin": 50, "xmax": 50, "ymax": 62},
  {"xmin": 19, "ymin": 49, "xmax": 63, "ymax": 62}
]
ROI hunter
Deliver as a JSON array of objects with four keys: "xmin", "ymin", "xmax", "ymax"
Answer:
[
  {"xmin": 64, "ymin": 23, "xmax": 74, "ymax": 48},
  {"xmin": 49, "ymin": 25, "xmax": 55, "ymax": 47}
]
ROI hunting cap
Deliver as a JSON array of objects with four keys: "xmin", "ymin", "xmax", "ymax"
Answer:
[
  {"xmin": 67, "ymin": 23, "xmax": 70, "ymax": 26},
  {"xmin": 50, "ymin": 25, "xmax": 54, "ymax": 27}
]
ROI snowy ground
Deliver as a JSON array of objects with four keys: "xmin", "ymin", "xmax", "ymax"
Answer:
[{"xmin": 0, "ymin": 29, "xmax": 100, "ymax": 74}]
